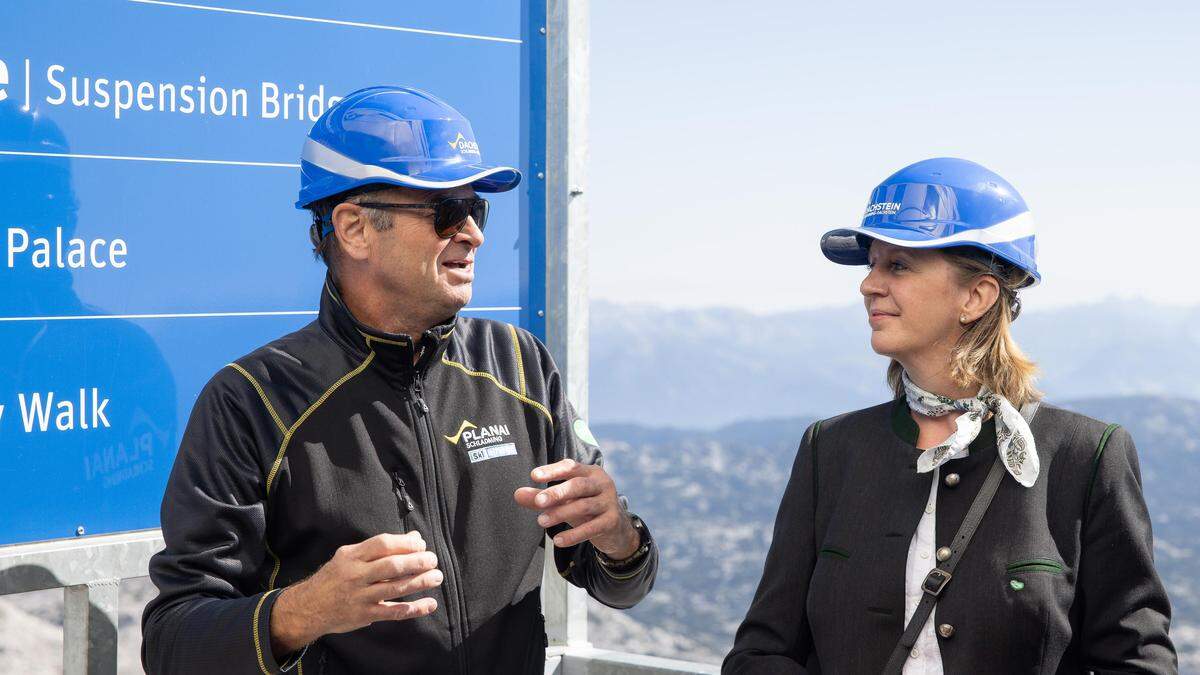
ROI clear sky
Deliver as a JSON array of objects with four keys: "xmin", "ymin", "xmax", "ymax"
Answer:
[{"xmin": 589, "ymin": 1, "xmax": 1200, "ymax": 312}]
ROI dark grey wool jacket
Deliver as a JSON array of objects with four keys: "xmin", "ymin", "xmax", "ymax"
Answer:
[{"xmin": 724, "ymin": 398, "xmax": 1177, "ymax": 675}]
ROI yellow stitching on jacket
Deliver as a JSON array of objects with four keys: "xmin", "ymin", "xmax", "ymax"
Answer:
[
  {"xmin": 266, "ymin": 352, "xmax": 377, "ymax": 495},
  {"xmin": 259, "ymin": 354, "xmax": 377, "ymax": 608},
  {"xmin": 228, "ymin": 361, "xmax": 287, "ymax": 592},
  {"xmin": 506, "ymin": 324, "xmax": 527, "ymax": 395},
  {"xmin": 252, "ymin": 589, "xmax": 278, "ymax": 675},
  {"xmin": 324, "ymin": 280, "xmax": 337, "ymax": 303},
  {"xmin": 266, "ymin": 540, "xmax": 283, "ymax": 590},
  {"xmin": 228, "ymin": 363, "xmax": 287, "ymax": 435},
  {"xmin": 355, "ymin": 327, "xmax": 454, "ymax": 346},
  {"xmin": 357, "ymin": 330, "xmax": 408, "ymax": 347},
  {"xmin": 441, "ymin": 356, "xmax": 553, "ymax": 424}
]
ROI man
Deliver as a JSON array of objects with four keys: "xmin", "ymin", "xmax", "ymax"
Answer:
[{"xmin": 142, "ymin": 85, "xmax": 657, "ymax": 674}]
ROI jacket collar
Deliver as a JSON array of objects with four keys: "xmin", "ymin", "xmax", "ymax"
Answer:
[
  {"xmin": 890, "ymin": 397, "xmax": 996, "ymax": 454},
  {"xmin": 318, "ymin": 276, "xmax": 456, "ymax": 375}
]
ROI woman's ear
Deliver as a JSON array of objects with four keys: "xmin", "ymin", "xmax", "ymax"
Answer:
[{"xmin": 962, "ymin": 274, "xmax": 1000, "ymax": 323}]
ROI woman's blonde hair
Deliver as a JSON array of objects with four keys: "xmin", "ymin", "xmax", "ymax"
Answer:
[{"xmin": 886, "ymin": 247, "xmax": 1042, "ymax": 407}]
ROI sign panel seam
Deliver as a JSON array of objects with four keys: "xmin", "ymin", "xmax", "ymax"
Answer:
[{"xmin": 128, "ymin": 0, "xmax": 524, "ymax": 44}]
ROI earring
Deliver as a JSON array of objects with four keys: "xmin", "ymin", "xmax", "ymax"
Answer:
[{"xmin": 960, "ymin": 315, "xmax": 968, "ymax": 324}]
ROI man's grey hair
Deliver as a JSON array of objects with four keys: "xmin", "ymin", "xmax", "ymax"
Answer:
[{"xmin": 310, "ymin": 189, "xmax": 396, "ymax": 274}]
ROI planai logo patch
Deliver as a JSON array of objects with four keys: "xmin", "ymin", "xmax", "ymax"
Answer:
[
  {"xmin": 444, "ymin": 418, "xmax": 517, "ymax": 463},
  {"xmin": 444, "ymin": 420, "xmax": 477, "ymax": 445}
]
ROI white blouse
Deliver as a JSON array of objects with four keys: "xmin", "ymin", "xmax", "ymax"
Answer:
[{"xmin": 902, "ymin": 458, "xmax": 965, "ymax": 674}]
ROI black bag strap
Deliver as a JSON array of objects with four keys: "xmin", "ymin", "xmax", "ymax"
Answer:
[{"xmin": 882, "ymin": 400, "xmax": 1040, "ymax": 674}]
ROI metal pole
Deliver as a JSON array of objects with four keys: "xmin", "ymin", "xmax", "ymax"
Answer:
[
  {"xmin": 63, "ymin": 579, "xmax": 120, "ymax": 675},
  {"xmin": 543, "ymin": 0, "xmax": 591, "ymax": 651}
]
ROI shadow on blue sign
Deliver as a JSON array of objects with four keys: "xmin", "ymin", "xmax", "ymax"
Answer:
[{"xmin": 0, "ymin": 100, "xmax": 178, "ymax": 545}]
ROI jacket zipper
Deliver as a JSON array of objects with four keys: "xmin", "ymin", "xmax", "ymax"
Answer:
[
  {"xmin": 390, "ymin": 471, "xmax": 415, "ymax": 532},
  {"xmin": 411, "ymin": 374, "xmax": 471, "ymax": 675}
]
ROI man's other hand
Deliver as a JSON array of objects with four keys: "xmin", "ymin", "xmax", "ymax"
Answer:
[
  {"xmin": 514, "ymin": 459, "xmax": 639, "ymax": 560},
  {"xmin": 270, "ymin": 531, "xmax": 442, "ymax": 657}
]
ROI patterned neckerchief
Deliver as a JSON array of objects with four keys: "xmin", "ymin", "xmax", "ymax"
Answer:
[{"xmin": 902, "ymin": 372, "xmax": 1039, "ymax": 488}]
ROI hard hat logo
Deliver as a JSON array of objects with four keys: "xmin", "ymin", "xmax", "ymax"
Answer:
[
  {"xmin": 864, "ymin": 202, "xmax": 902, "ymax": 217},
  {"xmin": 448, "ymin": 132, "xmax": 481, "ymax": 156}
]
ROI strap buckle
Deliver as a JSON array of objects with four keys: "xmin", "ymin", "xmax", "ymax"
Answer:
[{"xmin": 922, "ymin": 569, "xmax": 952, "ymax": 597}]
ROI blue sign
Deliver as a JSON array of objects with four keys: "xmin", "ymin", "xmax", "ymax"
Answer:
[{"xmin": 0, "ymin": 0, "xmax": 547, "ymax": 545}]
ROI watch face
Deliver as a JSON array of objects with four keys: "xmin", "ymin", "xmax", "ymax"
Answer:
[
  {"xmin": 629, "ymin": 516, "xmax": 649, "ymax": 552},
  {"xmin": 630, "ymin": 515, "xmax": 647, "ymax": 539}
]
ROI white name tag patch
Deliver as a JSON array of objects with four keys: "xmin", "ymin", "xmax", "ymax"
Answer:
[{"xmin": 468, "ymin": 442, "xmax": 517, "ymax": 463}]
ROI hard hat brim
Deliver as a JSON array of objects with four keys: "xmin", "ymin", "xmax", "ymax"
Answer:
[
  {"xmin": 820, "ymin": 221, "xmax": 1042, "ymax": 287},
  {"xmin": 820, "ymin": 226, "xmax": 938, "ymax": 266}
]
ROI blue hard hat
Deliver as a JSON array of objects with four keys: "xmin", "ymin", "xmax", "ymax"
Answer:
[
  {"xmin": 296, "ymin": 85, "xmax": 521, "ymax": 209},
  {"xmin": 820, "ymin": 158, "xmax": 1040, "ymax": 287}
]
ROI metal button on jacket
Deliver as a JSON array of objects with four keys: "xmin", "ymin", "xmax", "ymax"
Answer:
[
  {"xmin": 936, "ymin": 546, "xmax": 952, "ymax": 562},
  {"xmin": 944, "ymin": 472, "xmax": 961, "ymax": 487},
  {"xmin": 938, "ymin": 623, "xmax": 956, "ymax": 639}
]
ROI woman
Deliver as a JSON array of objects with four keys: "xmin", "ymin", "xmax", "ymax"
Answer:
[{"xmin": 723, "ymin": 158, "xmax": 1177, "ymax": 674}]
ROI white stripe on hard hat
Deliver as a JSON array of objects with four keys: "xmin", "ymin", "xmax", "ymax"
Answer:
[
  {"xmin": 301, "ymin": 138, "xmax": 512, "ymax": 190},
  {"xmin": 859, "ymin": 211, "xmax": 1036, "ymax": 249}
]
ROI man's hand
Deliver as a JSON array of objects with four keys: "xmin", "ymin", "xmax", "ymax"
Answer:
[
  {"xmin": 270, "ymin": 531, "xmax": 442, "ymax": 657},
  {"xmin": 514, "ymin": 459, "xmax": 639, "ymax": 559}
]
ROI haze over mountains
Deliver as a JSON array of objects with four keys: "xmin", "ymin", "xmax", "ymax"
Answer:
[{"xmin": 591, "ymin": 299, "xmax": 1200, "ymax": 429}]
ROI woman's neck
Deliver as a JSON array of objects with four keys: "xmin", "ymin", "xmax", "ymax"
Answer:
[
  {"xmin": 900, "ymin": 355, "xmax": 981, "ymax": 402},
  {"xmin": 900, "ymin": 358, "xmax": 983, "ymax": 448}
]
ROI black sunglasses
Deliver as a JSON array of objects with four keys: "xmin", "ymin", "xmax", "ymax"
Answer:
[{"xmin": 355, "ymin": 197, "xmax": 489, "ymax": 239}]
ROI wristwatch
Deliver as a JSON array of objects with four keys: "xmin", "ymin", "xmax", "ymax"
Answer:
[{"xmin": 594, "ymin": 514, "xmax": 651, "ymax": 575}]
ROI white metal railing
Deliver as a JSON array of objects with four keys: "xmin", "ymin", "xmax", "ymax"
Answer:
[
  {"xmin": 0, "ymin": 530, "xmax": 716, "ymax": 675},
  {"xmin": 0, "ymin": 529, "xmax": 160, "ymax": 675}
]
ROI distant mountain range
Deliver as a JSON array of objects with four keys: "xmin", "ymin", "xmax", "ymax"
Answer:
[
  {"xmin": 590, "ymin": 299, "xmax": 1200, "ymax": 429},
  {"xmin": 587, "ymin": 395, "xmax": 1200, "ymax": 669}
]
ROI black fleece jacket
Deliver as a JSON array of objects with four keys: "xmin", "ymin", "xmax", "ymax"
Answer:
[{"xmin": 142, "ymin": 280, "xmax": 657, "ymax": 674}]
